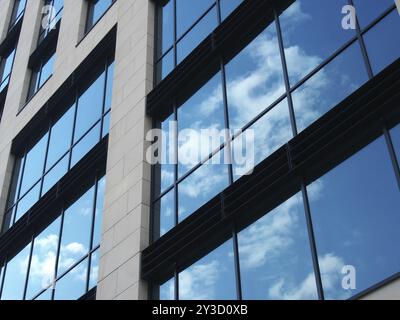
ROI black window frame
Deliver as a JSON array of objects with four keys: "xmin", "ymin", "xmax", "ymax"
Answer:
[{"xmin": 85, "ymin": 0, "xmax": 116, "ymax": 35}]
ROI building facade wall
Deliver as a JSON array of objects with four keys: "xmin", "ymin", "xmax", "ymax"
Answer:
[{"xmin": 0, "ymin": 0, "xmax": 153, "ymax": 300}]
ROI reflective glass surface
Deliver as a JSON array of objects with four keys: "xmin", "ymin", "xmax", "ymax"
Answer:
[
  {"xmin": 87, "ymin": 0, "xmax": 114, "ymax": 30},
  {"xmin": 179, "ymin": 239, "xmax": 236, "ymax": 300},
  {"xmin": 238, "ymin": 193, "xmax": 317, "ymax": 300},
  {"xmin": 309, "ymin": 136, "xmax": 400, "ymax": 299}
]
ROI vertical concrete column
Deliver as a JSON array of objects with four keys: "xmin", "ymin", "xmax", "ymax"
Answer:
[
  {"xmin": 2, "ymin": 0, "xmax": 42, "ymax": 116},
  {"xmin": 0, "ymin": 0, "xmax": 42, "ymax": 227},
  {"xmin": 96, "ymin": 0, "xmax": 154, "ymax": 300}
]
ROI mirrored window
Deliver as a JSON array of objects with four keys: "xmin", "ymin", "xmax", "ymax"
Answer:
[
  {"xmin": 54, "ymin": 258, "xmax": 88, "ymax": 300},
  {"xmin": 1, "ymin": 243, "xmax": 31, "ymax": 300},
  {"xmin": 159, "ymin": 278, "xmax": 174, "ymax": 300},
  {"xmin": 0, "ymin": 48, "xmax": 16, "ymax": 92},
  {"xmin": 363, "ymin": 9, "xmax": 400, "ymax": 75},
  {"xmin": 26, "ymin": 217, "xmax": 61, "ymax": 299},
  {"xmin": 86, "ymin": 0, "xmax": 115, "ymax": 31},
  {"xmin": 179, "ymin": 239, "xmax": 236, "ymax": 300},
  {"xmin": 280, "ymin": 0, "xmax": 354, "ymax": 86},
  {"xmin": 292, "ymin": 41, "xmax": 368, "ymax": 132},
  {"xmin": 309, "ymin": 135, "xmax": 400, "ymax": 299},
  {"xmin": 58, "ymin": 187, "xmax": 94, "ymax": 275},
  {"xmin": 238, "ymin": 193, "xmax": 317, "ymax": 300},
  {"xmin": 353, "ymin": 0, "xmax": 394, "ymax": 27},
  {"xmin": 9, "ymin": 0, "xmax": 26, "ymax": 28}
]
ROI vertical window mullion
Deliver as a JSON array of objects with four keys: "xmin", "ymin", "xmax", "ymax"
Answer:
[
  {"xmin": 99, "ymin": 61, "xmax": 108, "ymax": 140},
  {"xmin": 51, "ymin": 206, "xmax": 65, "ymax": 300},
  {"xmin": 12, "ymin": 149, "xmax": 28, "ymax": 225},
  {"xmin": 383, "ymin": 124, "xmax": 400, "ymax": 191},
  {"xmin": 22, "ymin": 236, "xmax": 35, "ymax": 300},
  {"xmin": 40, "ymin": 122, "xmax": 52, "ymax": 196},
  {"xmin": 0, "ymin": 259, "xmax": 7, "ymax": 299},
  {"xmin": 301, "ymin": 181, "xmax": 325, "ymax": 300},
  {"xmin": 348, "ymin": 0, "xmax": 374, "ymax": 79},
  {"xmin": 274, "ymin": 9, "xmax": 297, "ymax": 137},
  {"xmin": 86, "ymin": 175, "xmax": 100, "ymax": 292},
  {"xmin": 68, "ymin": 93, "xmax": 79, "ymax": 170}
]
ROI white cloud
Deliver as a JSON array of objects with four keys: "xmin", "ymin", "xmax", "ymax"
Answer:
[
  {"xmin": 179, "ymin": 260, "xmax": 220, "ymax": 300},
  {"xmin": 238, "ymin": 194, "xmax": 303, "ymax": 269},
  {"xmin": 268, "ymin": 253, "xmax": 349, "ymax": 300},
  {"xmin": 64, "ymin": 242, "xmax": 87, "ymax": 255}
]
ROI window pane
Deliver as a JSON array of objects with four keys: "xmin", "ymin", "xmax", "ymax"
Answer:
[
  {"xmin": 46, "ymin": 106, "xmax": 74, "ymax": 170},
  {"xmin": 88, "ymin": 250, "xmax": 99, "ymax": 290},
  {"xmin": 38, "ymin": 54, "xmax": 55, "ymax": 88},
  {"xmin": 54, "ymin": 258, "xmax": 88, "ymax": 300},
  {"xmin": 74, "ymin": 72, "xmax": 105, "ymax": 142},
  {"xmin": 391, "ymin": 124, "xmax": 400, "ymax": 163},
  {"xmin": 155, "ymin": 188, "xmax": 175, "ymax": 238},
  {"xmin": 1, "ymin": 49, "xmax": 16, "ymax": 83},
  {"xmin": 177, "ymin": 7, "xmax": 218, "ymax": 63},
  {"xmin": 104, "ymin": 62, "xmax": 114, "ymax": 112},
  {"xmin": 309, "ymin": 136, "xmax": 400, "ymax": 299},
  {"xmin": 156, "ymin": 49, "xmax": 174, "ymax": 83},
  {"xmin": 225, "ymin": 23, "xmax": 285, "ymax": 130},
  {"xmin": 26, "ymin": 217, "xmax": 61, "ymax": 299},
  {"xmin": 363, "ymin": 10, "xmax": 400, "ymax": 75},
  {"xmin": 20, "ymin": 133, "xmax": 48, "ymax": 195},
  {"xmin": 160, "ymin": 278, "xmax": 174, "ymax": 300},
  {"xmin": 58, "ymin": 187, "xmax": 94, "ymax": 275},
  {"xmin": 53, "ymin": 0, "xmax": 64, "ymax": 14},
  {"xmin": 159, "ymin": 114, "xmax": 175, "ymax": 194},
  {"xmin": 71, "ymin": 123, "xmax": 101, "ymax": 167},
  {"xmin": 292, "ymin": 41, "xmax": 368, "ymax": 132},
  {"xmin": 15, "ymin": 183, "xmax": 40, "ymax": 221},
  {"xmin": 92, "ymin": 176, "xmax": 105, "ymax": 247},
  {"xmin": 42, "ymin": 155, "xmax": 68, "ymax": 195},
  {"xmin": 232, "ymin": 99, "xmax": 292, "ymax": 180},
  {"xmin": 178, "ymin": 150, "xmax": 229, "ymax": 223},
  {"xmin": 1, "ymin": 243, "xmax": 31, "ymax": 300},
  {"xmin": 102, "ymin": 112, "xmax": 110, "ymax": 138},
  {"xmin": 179, "ymin": 239, "xmax": 236, "ymax": 300},
  {"xmin": 353, "ymin": 0, "xmax": 394, "ymax": 27},
  {"xmin": 176, "ymin": 0, "xmax": 215, "ymax": 38},
  {"xmin": 238, "ymin": 193, "xmax": 317, "ymax": 300},
  {"xmin": 178, "ymin": 72, "xmax": 224, "ymax": 177},
  {"xmin": 90, "ymin": 0, "xmax": 113, "ymax": 27},
  {"xmin": 220, "ymin": 0, "xmax": 243, "ymax": 20},
  {"xmin": 158, "ymin": 0, "xmax": 174, "ymax": 56},
  {"xmin": 7, "ymin": 156, "xmax": 24, "ymax": 208},
  {"xmin": 280, "ymin": 0, "xmax": 354, "ymax": 86}
]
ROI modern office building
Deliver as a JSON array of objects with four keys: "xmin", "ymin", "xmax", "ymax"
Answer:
[{"xmin": 0, "ymin": 0, "xmax": 399, "ymax": 301}]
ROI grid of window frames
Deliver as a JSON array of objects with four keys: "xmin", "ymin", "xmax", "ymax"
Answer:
[
  {"xmin": 86, "ymin": 0, "xmax": 116, "ymax": 33},
  {"xmin": 0, "ymin": 175, "xmax": 105, "ymax": 300},
  {"xmin": 155, "ymin": 0, "xmax": 244, "ymax": 83},
  {"xmin": 8, "ymin": 0, "xmax": 26, "ymax": 30},
  {"xmin": 27, "ymin": 49, "xmax": 56, "ymax": 100},
  {"xmin": 38, "ymin": 0, "xmax": 64, "ymax": 44},
  {"xmin": 0, "ymin": 48, "xmax": 16, "ymax": 93},
  {"xmin": 154, "ymin": 0, "xmax": 400, "ymax": 299},
  {"xmin": 2, "ymin": 60, "xmax": 114, "ymax": 233}
]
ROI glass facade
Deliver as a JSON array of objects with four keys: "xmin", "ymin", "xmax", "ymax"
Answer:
[
  {"xmin": 86, "ymin": 0, "xmax": 115, "ymax": 32},
  {"xmin": 154, "ymin": 0, "xmax": 400, "ymax": 236},
  {"xmin": 2, "ymin": 61, "xmax": 114, "ymax": 232},
  {"xmin": 0, "ymin": 176, "xmax": 105, "ymax": 300},
  {"xmin": 155, "ymin": 0, "xmax": 244, "ymax": 83},
  {"xmin": 154, "ymin": 0, "xmax": 400, "ymax": 300}
]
